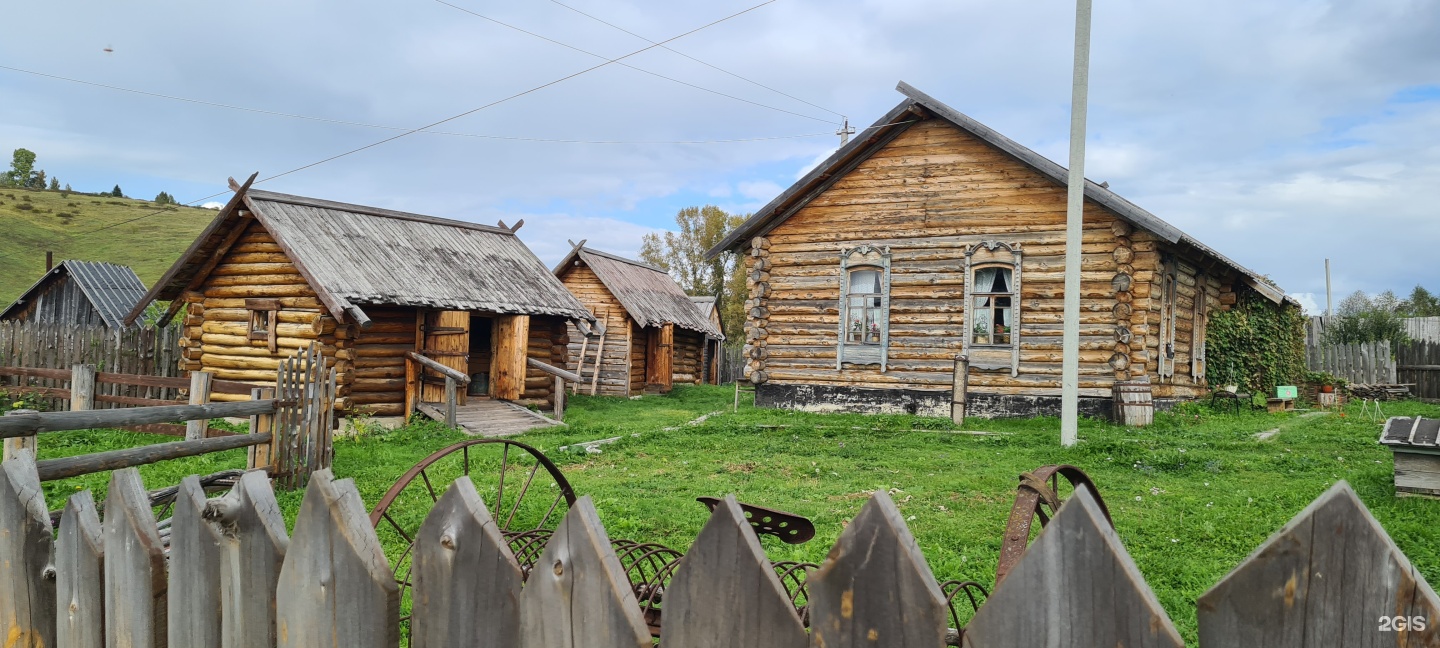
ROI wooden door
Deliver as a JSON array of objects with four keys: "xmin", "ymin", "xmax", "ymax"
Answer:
[
  {"xmin": 420, "ymin": 310, "xmax": 470, "ymax": 405},
  {"xmin": 491, "ymin": 314, "xmax": 529, "ymax": 401},
  {"xmin": 646, "ymin": 323, "xmax": 674, "ymax": 392}
]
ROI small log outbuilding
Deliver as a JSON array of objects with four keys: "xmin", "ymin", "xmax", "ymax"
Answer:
[
  {"xmin": 554, "ymin": 245, "xmax": 724, "ymax": 395},
  {"xmin": 707, "ymin": 82, "xmax": 1299, "ymax": 418},
  {"xmin": 1, "ymin": 260, "xmax": 148, "ymax": 328},
  {"xmin": 689, "ymin": 295, "xmax": 726, "ymax": 384},
  {"xmin": 125, "ymin": 178, "xmax": 593, "ymax": 416}
]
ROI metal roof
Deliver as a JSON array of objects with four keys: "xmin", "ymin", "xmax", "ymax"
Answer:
[
  {"xmin": 1, "ymin": 260, "xmax": 147, "ymax": 328},
  {"xmin": 689, "ymin": 295, "xmax": 717, "ymax": 319},
  {"xmin": 554, "ymin": 246, "xmax": 724, "ymax": 339},
  {"xmin": 127, "ymin": 179, "xmax": 592, "ymax": 324},
  {"xmin": 706, "ymin": 81, "xmax": 1294, "ymax": 306}
]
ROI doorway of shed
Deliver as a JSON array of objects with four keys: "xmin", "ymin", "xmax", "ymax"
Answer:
[{"xmin": 468, "ymin": 315, "xmax": 493, "ymax": 396}]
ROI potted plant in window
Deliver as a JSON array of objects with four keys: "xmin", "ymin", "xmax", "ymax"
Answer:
[
  {"xmin": 973, "ymin": 322, "xmax": 990, "ymax": 345},
  {"xmin": 849, "ymin": 318, "xmax": 862, "ymax": 343},
  {"xmin": 868, "ymin": 321, "xmax": 881, "ymax": 343}
]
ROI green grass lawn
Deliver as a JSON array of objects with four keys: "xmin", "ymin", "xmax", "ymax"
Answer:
[
  {"xmin": 30, "ymin": 385, "xmax": 1440, "ymax": 644},
  {"xmin": 0, "ymin": 186, "xmax": 215, "ymax": 303}
]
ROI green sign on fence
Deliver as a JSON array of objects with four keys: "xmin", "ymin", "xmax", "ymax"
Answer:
[{"xmin": 1276, "ymin": 385, "xmax": 1297, "ymax": 399}]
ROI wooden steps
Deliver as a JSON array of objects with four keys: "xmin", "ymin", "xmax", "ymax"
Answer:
[{"xmin": 416, "ymin": 397, "xmax": 561, "ymax": 437}]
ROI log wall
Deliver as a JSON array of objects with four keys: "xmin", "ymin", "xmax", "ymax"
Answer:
[
  {"xmin": 751, "ymin": 118, "xmax": 1234, "ymax": 413},
  {"xmin": 182, "ymin": 221, "xmax": 347, "ymax": 405},
  {"xmin": 629, "ymin": 320, "xmax": 646, "ymax": 394},
  {"xmin": 559, "ymin": 265, "xmax": 632, "ymax": 396},
  {"xmin": 517, "ymin": 316, "xmax": 567, "ymax": 408},
  {"xmin": 348, "ymin": 307, "xmax": 417, "ymax": 417},
  {"xmin": 673, "ymin": 328, "xmax": 705, "ymax": 386}
]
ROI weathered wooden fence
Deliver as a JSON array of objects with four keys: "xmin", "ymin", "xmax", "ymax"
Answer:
[
  {"xmin": 1399, "ymin": 341, "xmax": 1440, "ymax": 402},
  {"xmin": 1405, "ymin": 317, "xmax": 1440, "ymax": 343},
  {"xmin": 1306, "ymin": 340, "xmax": 1397, "ymax": 384},
  {"xmin": 0, "ymin": 320, "xmax": 182, "ymax": 409},
  {"xmin": 718, "ymin": 344, "xmax": 744, "ymax": 385},
  {"xmin": 3, "ymin": 457, "xmax": 1435, "ymax": 647}
]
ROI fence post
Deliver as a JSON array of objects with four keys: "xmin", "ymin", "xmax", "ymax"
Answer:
[
  {"xmin": 518, "ymin": 496, "xmax": 651, "ymax": 648},
  {"xmin": 660, "ymin": 495, "xmax": 807, "ymax": 648},
  {"xmin": 952, "ymin": 355, "xmax": 969, "ymax": 426},
  {"xmin": 966, "ymin": 487, "xmax": 1183, "ymax": 647},
  {"xmin": 806, "ymin": 490, "xmax": 948, "ymax": 648},
  {"xmin": 554, "ymin": 375, "xmax": 565, "ymax": 422},
  {"xmin": 445, "ymin": 376, "xmax": 457, "ymax": 428},
  {"xmin": 168, "ymin": 476, "xmax": 222, "ymax": 647},
  {"xmin": 411, "ymin": 476, "xmax": 523, "ymax": 648},
  {"xmin": 3, "ymin": 408, "xmax": 40, "ymax": 463},
  {"xmin": 186, "ymin": 370, "xmax": 213, "ymax": 440},
  {"xmin": 208, "ymin": 469, "xmax": 289, "ymax": 648},
  {"xmin": 104, "ymin": 468, "xmax": 167, "ymax": 648},
  {"xmin": 277, "ymin": 470, "xmax": 397, "ymax": 648},
  {"xmin": 248, "ymin": 387, "xmax": 276, "ymax": 473},
  {"xmin": 0, "ymin": 450, "xmax": 56, "ymax": 648},
  {"xmin": 72, "ymin": 362, "xmax": 96, "ymax": 411},
  {"xmin": 57, "ymin": 491, "xmax": 104, "ymax": 648}
]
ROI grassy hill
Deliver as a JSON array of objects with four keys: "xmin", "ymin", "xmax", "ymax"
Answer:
[{"xmin": 0, "ymin": 186, "xmax": 217, "ymax": 304}]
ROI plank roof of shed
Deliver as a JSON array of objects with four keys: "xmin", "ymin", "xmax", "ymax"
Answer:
[
  {"xmin": 706, "ymin": 81, "xmax": 1294, "ymax": 306},
  {"xmin": 1, "ymin": 260, "xmax": 147, "ymax": 328},
  {"xmin": 555, "ymin": 246, "xmax": 723, "ymax": 339},
  {"xmin": 126, "ymin": 181, "xmax": 591, "ymax": 323}
]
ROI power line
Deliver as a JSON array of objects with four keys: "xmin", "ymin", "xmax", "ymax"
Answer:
[
  {"xmin": 432, "ymin": 0, "xmax": 835, "ymax": 125},
  {"xmin": 547, "ymin": 0, "xmax": 845, "ymax": 121},
  {"xmin": 0, "ymin": 64, "xmax": 832, "ymax": 144},
  {"xmin": 0, "ymin": 0, "xmax": 785, "ymax": 262}
]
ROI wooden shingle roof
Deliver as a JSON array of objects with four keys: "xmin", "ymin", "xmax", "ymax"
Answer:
[
  {"xmin": 555, "ymin": 246, "xmax": 723, "ymax": 339},
  {"xmin": 126, "ymin": 177, "xmax": 592, "ymax": 325}
]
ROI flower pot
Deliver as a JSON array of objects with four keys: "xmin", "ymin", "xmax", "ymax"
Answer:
[
  {"xmin": 1223, "ymin": 385, "xmax": 1238, "ymax": 394},
  {"xmin": 1320, "ymin": 384, "xmax": 1335, "ymax": 394}
]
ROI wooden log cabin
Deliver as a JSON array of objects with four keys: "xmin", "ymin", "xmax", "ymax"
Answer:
[
  {"xmin": 124, "ymin": 177, "xmax": 593, "ymax": 418},
  {"xmin": 1, "ymin": 260, "xmax": 148, "ymax": 328},
  {"xmin": 553, "ymin": 245, "xmax": 724, "ymax": 395},
  {"xmin": 689, "ymin": 295, "xmax": 726, "ymax": 384},
  {"xmin": 707, "ymin": 82, "xmax": 1300, "ymax": 418}
]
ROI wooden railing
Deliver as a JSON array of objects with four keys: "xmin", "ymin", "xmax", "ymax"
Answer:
[
  {"xmin": 405, "ymin": 352, "xmax": 470, "ymax": 427},
  {"xmin": 3, "ymin": 462, "xmax": 1435, "ymax": 647},
  {"xmin": 0, "ymin": 364, "xmax": 256, "ymax": 438},
  {"xmin": 527, "ymin": 357, "xmax": 578, "ymax": 422}
]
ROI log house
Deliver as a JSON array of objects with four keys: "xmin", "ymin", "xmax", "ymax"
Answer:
[
  {"xmin": 707, "ymin": 82, "xmax": 1300, "ymax": 418},
  {"xmin": 125, "ymin": 179, "xmax": 592, "ymax": 417},
  {"xmin": 689, "ymin": 295, "xmax": 726, "ymax": 384},
  {"xmin": 554, "ymin": 245, "xmax": 724, "ymax": 395},
  {"xmin": 1, "ymin": 260, "xmax": 148, "ymax": 329}
]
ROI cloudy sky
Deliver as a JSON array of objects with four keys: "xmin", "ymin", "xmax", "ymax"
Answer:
[{"xmin": 1, "ymin": 0, "xmax": 1436, "ymax": 312}]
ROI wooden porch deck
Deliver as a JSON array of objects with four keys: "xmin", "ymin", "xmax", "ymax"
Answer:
[{"xmin": 416, "ymin": 397, "xmax": 563, "ymax": 437}]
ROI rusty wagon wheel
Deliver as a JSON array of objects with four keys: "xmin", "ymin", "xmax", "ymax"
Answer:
[
  {"xmin": 993, "ymin": 464, "xmax": 1112, "ymax": 585},
  {"xmin": 368, "ymin": 439, "xmax": 577, "ymax": 631}
]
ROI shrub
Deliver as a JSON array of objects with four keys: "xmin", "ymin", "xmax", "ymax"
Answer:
[
  {"xmin": 1206, "ymin": 289, "xmax": 1307, "ymax": 394},
  {"xmin": 16, "ymin": 203, "xmax": 32, "ymax": 211}
]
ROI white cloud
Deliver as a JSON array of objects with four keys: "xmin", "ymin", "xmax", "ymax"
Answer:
[
  {"xmin": 1288, "ymin": 293, "xmax": 1321, "ymax": 316},
  {"xmin": 515, "ymin": 213, "xmax": 661, "ymax": 268}
]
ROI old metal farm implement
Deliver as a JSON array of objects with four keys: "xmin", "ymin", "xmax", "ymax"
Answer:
[{"xmin": 364, "ymin": 439, "xmax": 1112, "ymax": 645}]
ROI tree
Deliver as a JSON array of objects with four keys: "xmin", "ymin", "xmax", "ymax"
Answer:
[
  {"xmin": 638, "ymin": 205, "xmax": 748, "ymax": 341},
  {"xmin": 7, "ymin": 148, "xmax": 35, "ymax": 187},
  {"xmin": 111, "ymin": 185, "xmax": 124, "ymax": 198},
  {"xmin": 28, "ymin": 169, "xmax": 46, "ymax": 190},
  {"xmin": 47, "ymin": 177, "xmax": 59, "ymax": 191},
  {"xmin": 1400, "ymin": 285, "xmax": 1440, "ymax": 317},
  {"xmin": 154, "ymin": 191, "xmax": 173, "ymax": 204},
  {"xmin": 1325, "ymin": 290, "xmax": 1408, "ymax": 348}
]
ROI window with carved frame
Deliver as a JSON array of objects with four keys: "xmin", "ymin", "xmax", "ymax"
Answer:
[
  {"xmin": 245, "ymin": 298, "xmax": 280, "ymax": 353},
  {"xmin": 962, "ymin": 241, "xmax": 1022, "ymax": 376},
  {"xmin": 970, "ymin": 265, "xmax": 1015, "ymax": 347},
  {"xmin": 836, "ymin": 245, "xmax": 891, "ymax": 370}
]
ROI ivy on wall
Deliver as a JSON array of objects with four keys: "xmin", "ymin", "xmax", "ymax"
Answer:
[{"xmin": 1205, "ymin": 289, "xmax": 1306, "ymax": 394}]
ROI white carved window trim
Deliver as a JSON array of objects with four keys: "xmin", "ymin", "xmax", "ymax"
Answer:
[
  {"xmin": 962, "ymin": 241, "xmax": 1022, "ymax": 376},
  {"xmin": 836, "ymin": 245, "xmax": 891, "ymax": 371},
  {"xmin": 1158, "ymin": 257, "xmax": 1178, "ymax": 379},
  {"xmin": 1192, "ymin": 272, "xmax": 1207, "ymax": 380}
]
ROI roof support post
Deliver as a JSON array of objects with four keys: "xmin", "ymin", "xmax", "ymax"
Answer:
[{"xmin": 1061, "ymin": 0, "xmax": 1093, "ymax": 448}]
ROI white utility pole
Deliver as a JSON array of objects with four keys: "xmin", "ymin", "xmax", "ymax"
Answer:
[
  {"xmin": 836, "ymin": 118, "xmax": 855, "ymax": 146},
  {"xmin": 1060, "ymin": 0, "xmax": 1094, "ymax": 448},
  {"xmin": 1325, "ymin": 258, "xmax": 1333, "ymax": 318}
]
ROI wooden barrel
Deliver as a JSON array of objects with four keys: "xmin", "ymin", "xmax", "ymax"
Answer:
[{"xmin": 1112, "ymin": 381, "xmax": 1154, "ymax": 427}]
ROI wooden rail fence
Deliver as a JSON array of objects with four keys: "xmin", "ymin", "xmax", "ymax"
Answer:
[
  {"xmin": 1306, "ymin": 340, "xmax": 1397, "ymax": 384},
  {"xmin": 0, "ymin": 320, "xmax": 182, "ymax": 410},
  {"xmin": 2, "ymin": 459, "xmax": 1435, "ymax": 647}
]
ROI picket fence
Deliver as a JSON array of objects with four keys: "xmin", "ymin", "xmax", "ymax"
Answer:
[
  {"xmin": 2, "ymin": 457, "xmax": 1437, "ymax": 648},
  {"xmin": 1306, "ymin": 340, "xmax": 1397, "ymax": 385},
  {"xmin": 0, "ymin": 321, "xmax": 183, "ymax": 409},
  {"xmin": 1405, "ymin": 318, "xmax": 1440, "ymax": 344}
]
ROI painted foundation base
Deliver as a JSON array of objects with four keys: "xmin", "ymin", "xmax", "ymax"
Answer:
[{"xmin": 755, "ymin": 382, "xmax": 1176, "ymax": 421}]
